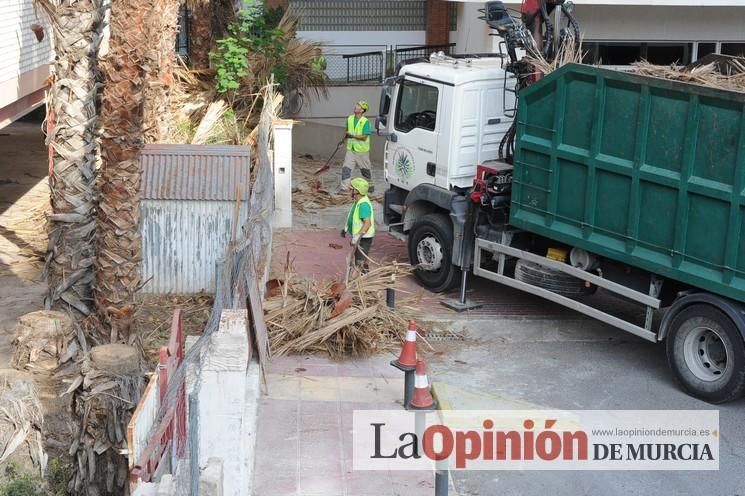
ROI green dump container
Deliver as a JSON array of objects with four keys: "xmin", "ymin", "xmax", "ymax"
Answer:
[{"xmin": 511, "ymin": 64, "xmax": 745, "ymax": 303}]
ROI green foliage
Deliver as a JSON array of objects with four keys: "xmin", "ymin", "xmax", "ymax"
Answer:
[
  {"xmin": 212, "ymin": 6, "xmax": 288, "ymax": 94},
  {"xmin": 0, "ymin": 464, "xmax": 45, "ymax": 496},
  {"xmin": 45, "ymin": 460, "xmax": 71, "ymax": 496},
  {"xmin": 0, "ymin": 459, "xmax": 72, "ymax": 496}
]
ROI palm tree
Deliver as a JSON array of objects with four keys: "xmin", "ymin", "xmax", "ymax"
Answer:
[
  {"xmin": 190, "ymin": 0, "xmax": 213, "ymax": 68},
  {"xmin": 95, "ymin": 0, "xmax": 180, "ymax": 340},
  {"xmin": 36, "ymin": 0, "xmax": 105, "ymax": 317}
]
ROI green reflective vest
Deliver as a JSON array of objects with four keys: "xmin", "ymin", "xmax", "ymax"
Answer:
[
  {"xmin": 347, "ymin": 196, "xmax": 375, "ymax": 238},
  {"xmin": 347, "ymin": 115, "xmax": 370, "ymax": 153},
  {"xmin": 311, "ymin": 55, "xmax": 326, "ymax": 73}
]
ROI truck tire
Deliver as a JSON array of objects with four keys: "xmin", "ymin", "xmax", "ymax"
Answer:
[
  {"xmin": 666, "ymin": 304, "xmax": 745, "ymax": 403},
  {"xmin": 408, "ymin": 213, "xmax": 460, "ymax": 293},
  {"xmin": 514, "ymin": 259, "xmax": 594, "ymax": 297}
]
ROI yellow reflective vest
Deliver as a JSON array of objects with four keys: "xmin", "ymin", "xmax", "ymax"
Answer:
[
  {"xmin": 347, "ymin": 196, "xmax": 375, "ymax": 238},
  {"xmin": 346, "ymin": 115, "xmax": 370, "ymax": 153}
]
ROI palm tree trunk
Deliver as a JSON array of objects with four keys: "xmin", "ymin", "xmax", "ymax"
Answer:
[
  {"xmin": 144, "ymin": 0, "xmax": 180, "ymax": 142},
  {"xmin": 96, "ymin": 0, "xmax": 180, "ymax": 340},
  {"xmin": 41, "ymin": 0, "xmax": 105, "ymax": 316},
  {"xmin": 189, "ymin": 0, "xmax": 212, "ymax": 69}
]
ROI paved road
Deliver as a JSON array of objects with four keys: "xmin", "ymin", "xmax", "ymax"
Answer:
[{"xmin": 428, "ymin": 318, "xmax": 745, "ymax": 496}]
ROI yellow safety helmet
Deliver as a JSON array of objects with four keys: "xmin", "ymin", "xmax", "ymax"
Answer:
[
  {"xmin": 351, "ymin": 177, "xmax": 369, "ymax": 196},
  {"xmin": 357, "ymin": 100, "xmax": 369, "ymax": 112}
]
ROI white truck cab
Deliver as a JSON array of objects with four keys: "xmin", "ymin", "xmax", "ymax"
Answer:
[{"xmin": 376, "ymin": 56, "xmax": 516, "ymax": 192}]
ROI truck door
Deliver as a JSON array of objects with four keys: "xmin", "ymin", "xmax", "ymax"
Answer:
[{"xmin": 384, "ymin": 77, "xmax": 443, "ymax": 190}]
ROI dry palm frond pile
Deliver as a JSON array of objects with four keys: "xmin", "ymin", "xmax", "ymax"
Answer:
[
  {"xmin": 291, "ymin": 156, "xmax": 384, "ymax": 212},
  {"xmin": 291, "ymin": 158, "xmax": 349, "ymax": 211},
  {"xmin": 266, "ymin": 262, "xmax": 419, "ymax": 357},
  {"xmin": 633, "ymin": 60, "xmax": 745, "ymax": 93},
  {"xmin": 526, "ymin": 35, "xmax": 584, "ymax": 76},
  {"xmin": 0, "ymin": 372, "xmax": 45, "ymax": 474}
]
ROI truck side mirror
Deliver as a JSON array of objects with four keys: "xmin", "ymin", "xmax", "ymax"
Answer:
[{"xmin": 376, "ymin": 115, "xmax": 387, "ymax": 130}]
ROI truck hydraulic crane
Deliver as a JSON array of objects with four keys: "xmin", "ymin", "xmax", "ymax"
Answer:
[{"xmin": 375, "ymin": 1, "xmax": 745, "ymax": 403}]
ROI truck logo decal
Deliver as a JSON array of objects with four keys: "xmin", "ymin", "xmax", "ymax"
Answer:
[{"xmin": 393, "ymin": 148, "xmax": 414, "ymax": 180}]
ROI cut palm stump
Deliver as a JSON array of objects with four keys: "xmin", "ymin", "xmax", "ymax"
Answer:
[
  {"xmin": 66, "ymin": 344, "xmax": 145, "ymax": 495},
  {"xmin": 11, "ymin": 310, "xmax": 74, "ymax": 372}
]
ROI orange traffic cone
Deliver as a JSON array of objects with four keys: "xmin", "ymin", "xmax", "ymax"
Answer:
[
  {"xmin": 408, "ymin": 358, "xmax": 436, "ymax": 410},
  {"xmin": 391, "ymin": 320, "xmax": 418, "ymax": 371}
]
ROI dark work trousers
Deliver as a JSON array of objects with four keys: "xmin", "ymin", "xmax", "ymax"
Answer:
[{"xmin": 356, "ymin": 237, "xmax": 373, "ymax": 273}]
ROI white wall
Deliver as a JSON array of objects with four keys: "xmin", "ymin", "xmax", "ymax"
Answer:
[
  {"xmin": 293, "ymin": 85, "xmax": 386, "ymax": 163},
  {"xmin": 452, "ymin": 2, "xmax": 500, "ymax": 54},
  {"xmin": 0, "ymin": 0, "xmax": 52, "ymax": 102},
  {"xmin": 454, "ymin": 3, "xmax": 745, "ymax": 55},
  {"xmin": 577, "ymin": 5, "xmax": 745, "ymax": 41}
]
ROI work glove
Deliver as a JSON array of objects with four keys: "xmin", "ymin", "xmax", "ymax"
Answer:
[
  {"xmin": 340, "ymin": 229, "xmax": 346, "ymax": 239},
  {"xmin": 351, "ymin": 234, "xmax": 360, "ymax": 246},
  {"xmin": 346, "ymin": 132, "xmax": 354, "ymax": 139}
]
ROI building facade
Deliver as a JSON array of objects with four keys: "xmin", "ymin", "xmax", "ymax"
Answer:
[
  {"xmin": 453, "ymin": 0, "xmax": 745, "ymax": 66},
  {"xmin": 0, "ymin": 0, "xmax": 52, "ymax": 128}
]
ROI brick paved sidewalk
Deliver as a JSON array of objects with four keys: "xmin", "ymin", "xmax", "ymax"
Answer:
[
  {"xmin": 271, "ymin": 229, "xmax": 571, "ymax": 320},
  {"xmin": 252, "ymin": 355, "xmax": 434, "ymax": 496}
]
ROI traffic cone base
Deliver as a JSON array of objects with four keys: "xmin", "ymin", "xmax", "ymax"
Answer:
[{"xmin": 407, "ymin": 358, "xmax": 436, "ymax": 410}]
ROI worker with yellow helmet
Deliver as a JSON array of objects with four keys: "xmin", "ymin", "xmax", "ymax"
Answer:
[
  {"xmin": 340, "ymin": 100, "xmax": 374, "ymax": 193},
  {"xmin": 341, "ymin": 177, "xmax": 376, "ymax": 271}
]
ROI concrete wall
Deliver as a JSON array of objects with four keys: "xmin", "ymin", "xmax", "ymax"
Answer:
[
  {"xmin": 451, "ymin": 2, "xmax": 500, "ymax": 54},
  {"xmin": 576, "ymin": 5, "xmax": 745, "ymax": 41},
  {"xmin": 453, "ymin": 2, "xmax": 745, "ymax": 53},
  {"xmin": 0, "ymin": 0, "xmax": 52, "ymax": 126},
  {"xmin": 294, "ymin": 84, "xmax": 385, "ymax": 164},
  {"xmin": 198, "ymin": 311, "xmax": 250, "ymax": 496}
]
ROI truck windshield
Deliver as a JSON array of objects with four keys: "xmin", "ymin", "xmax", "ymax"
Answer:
[{"xmin": 394, "ymin": 80, "xmax": 439, "ymax": 133}]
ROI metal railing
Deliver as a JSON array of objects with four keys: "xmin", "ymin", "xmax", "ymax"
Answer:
[
  {"xmin": 320, "ymin": 44, "xmax": 458, "ymax": 85},
  {"xmin": 391, "ymin": 43, "xmax": 457, "ymax": 70},
  {"xmin": 322, "ymin": 45, "xmax": 388, "ymax": 84},
  {"xmin": 176, "ymin": 4, "xmax": 191, "ymax": 62}
]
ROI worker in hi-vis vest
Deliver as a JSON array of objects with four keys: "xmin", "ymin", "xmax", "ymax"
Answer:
[
  {"xmin": 340, "ymin": 100, "xmax": 374, "ymax": 193},
  {"xmin": 341, "ymin": 177, "xmax": 375, "ymax": 272}
]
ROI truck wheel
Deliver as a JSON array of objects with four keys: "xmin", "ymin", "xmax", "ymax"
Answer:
[
  {"xmin": 666, "ymin": 304, "xmax": 745, "ymax": 403},
  {"xmin": 514, "ymin": 259, "xmax": 594, "ymax": 297},
  {"xmin": 408, "ymin": 213, "xmax": 460, "ymax": 293}
]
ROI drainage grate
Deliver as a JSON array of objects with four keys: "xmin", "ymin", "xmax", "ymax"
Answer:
[{"xmin": 423, "ymin": 330, "xmax": 465, "ymax": 342}]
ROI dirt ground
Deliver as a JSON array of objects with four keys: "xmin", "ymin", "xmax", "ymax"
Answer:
[
  {"xmin": 0, "ymin": 117, "xmax": 215, "ymax": 478},
  {"xmin": 136, "ymin": 293, "xmax": 214, "ymax": 367},
  {"xmin": 0, "ymin": 119, "xmax": 49, "ymax": 369}
]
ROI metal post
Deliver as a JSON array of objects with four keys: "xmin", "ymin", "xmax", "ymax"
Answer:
[
  {"xmin": 442, "ymin": 200, "xmax": 482, "ymax": 312},
  {"xmin": 458, "ymin": 269, "xmax": 468, "ymax": 304},
  {"xmin": 435, "ymin": 465, "xmax": 449, "ymax": 496},
  {"xmin": 189, "ymin": 393, "xmax": 199, "ymax": 496},
  {"xmin": 404, "ymin": 369, "xmax": 415, "ymax": 408},
  {"xmin": 442, "ymin": 268, "xmax": 481, "ymax": 311},
  {"xmin": 415, "ymin": 410, "xmax": 426, "ymax": 457},
  {"xmin": 386, "ymin": 287, "xmax": 395, "ymax": 309}
]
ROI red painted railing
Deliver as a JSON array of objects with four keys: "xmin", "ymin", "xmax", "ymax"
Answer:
[{"xmin": 129, "ymin": 308, "xmax": 187, "ymax": 484}]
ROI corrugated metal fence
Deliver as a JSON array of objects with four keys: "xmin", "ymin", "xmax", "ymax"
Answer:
[{"xmin": 140, "ymin": 145, "xmax": 250, "ymax": 294}]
